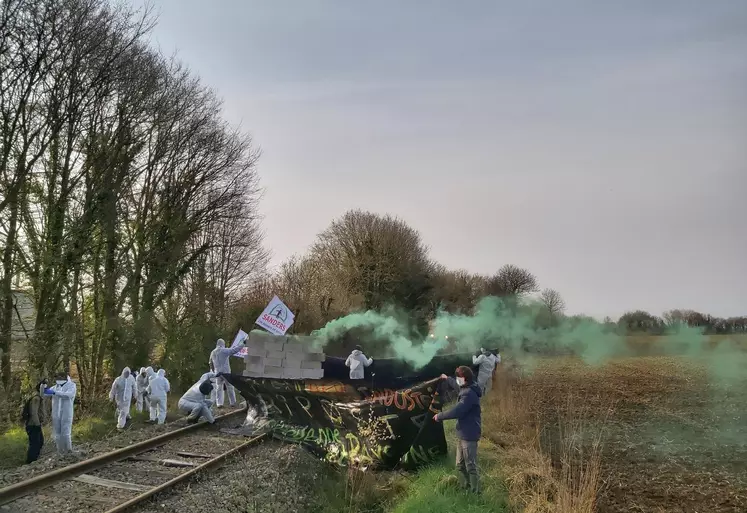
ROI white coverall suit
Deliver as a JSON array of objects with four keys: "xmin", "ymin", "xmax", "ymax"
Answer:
[
  {"xmin": 109, "ymin": 367, "xmax": 135, "ymax": 429},
  {"xmin": 135, "ymin": 367, "xmax": 150, "ymax": 413},
  {"xmin": 143, "ymin": 367, "xmax": 157, "ymax": 421},
  {"xmin": 345, "ymin": 349, "xmax": 373, "ymax": 379},
  {"xmin": 147, "ymin": 369, "xmax": 170, "ymax": 424},
  {"xmin": 178, "ymin": 372, "xmax": 217, "ymax": 423},
  {"xmin": 209, "ymin": 339, "xmax": 245, "ymax": 407},
  {"xmin": 126, "ymin": 373, "xmax": 137, "ymax": 420},
  {"xmin": 472, "ymin": 351, "xmax": 497, "ymax": 394},
  {"xmin": 51, "ymin": 377, "xmax": 77, "ymax": 454}
]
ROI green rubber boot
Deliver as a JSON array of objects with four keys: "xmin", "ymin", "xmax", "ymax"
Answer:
[{"xmin": 469, "ymin": 474, "xmax": 481, "ymax": 495}]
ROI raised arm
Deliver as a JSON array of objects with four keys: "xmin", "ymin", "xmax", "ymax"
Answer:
[
  {"xmin": 225, "ymin": 343, "xmax": 245, "ymax": 356},
  {"xmin": 55, "ymin": 382, "xmax": 76, "ymax": 399}
]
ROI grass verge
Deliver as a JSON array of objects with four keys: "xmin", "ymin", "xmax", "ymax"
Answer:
[
  {"xmin": 313, "ymin": 423, "xmax": 510, "ymax": 513},
  {"xmin": 0, "ymin": 402, "xmax": 177, "ymax": 468},
  {"xmin": 389, "ymin": 424, "xmax": 510, "ymax": 513}
]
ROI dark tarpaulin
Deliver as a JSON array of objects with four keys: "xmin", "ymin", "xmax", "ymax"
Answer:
[
  {"xmin": 223, "ymin": 374, "xmax": 454, "ymax": 470},
  {"xmin": 321, "ymin": 352, "xmax": 480, "ymax": 388}
]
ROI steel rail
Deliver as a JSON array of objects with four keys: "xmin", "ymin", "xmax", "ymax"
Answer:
[
  {"xmin": 103, "ymin": 433, "xmax": 267, "ymax": 513},
  {"xmin": 0, "ymin": 408, "xmax": 247, "ymax": 506}
]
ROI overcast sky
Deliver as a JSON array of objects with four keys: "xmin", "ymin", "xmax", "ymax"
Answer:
[{"xmin": 144, "ymin": 1, "xmax": 746, "ymax": 319}]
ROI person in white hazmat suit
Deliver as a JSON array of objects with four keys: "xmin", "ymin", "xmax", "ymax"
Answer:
[
  {"xmin": 47, "ymin": 371, "xmax": 77, "ymax": 454},
  {"xmin": 208, "ymin": 338, "xmax": 245, "ymax": 407},
  {"xmin": 126, "ymin": 370, "xmax": 137, "ymax": 421},
  {"xmin": 109, "ymin": 367, "xmax": 135, "ymax": 429},
  {"xmin": 345, "ymin": 345, "xmax": 373, "ymax": 380},
  {"xmin": 135, "ymin": 367, "xmax": 150, "ymax": 413},
  {"xmin": 147, "ymin": 369, "xmax": 170, "ymax": 424},
  {"xmin": 472, "ymin": 348, "xmax": 497, "ymax": 395},
  {"xmin": 143, "ymin": 367, "xmax": 157, "ymax": 421},
  {"xmin": 178, "ymin": 373, "xmax": 217, "ymax": 424}
]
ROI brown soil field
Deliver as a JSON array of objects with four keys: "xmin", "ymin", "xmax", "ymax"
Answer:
[{"xmin": 512, "ymin": 347, "xmax": 747, "ymax": 512}]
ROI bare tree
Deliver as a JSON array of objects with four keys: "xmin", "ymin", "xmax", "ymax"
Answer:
[
  {"xmin": 311, "ymin": 210, "xmax": 432, "ymax": 312},
  {"xmin": 540, "ymin": 288, "xmax": 566, "ymax": 316},
  {"xmin": 428, "ymin": 266, "xmax": 484, "ymax": 314},
  {"xmin": 484, "ymin": 264, "xmax": 538, "ymax": 298}
]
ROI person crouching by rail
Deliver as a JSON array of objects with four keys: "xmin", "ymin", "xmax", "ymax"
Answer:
[
  {"xmin": 178, "ymin": 373, "xmax": 216, "ymax": 424},
  {"xmin": 433, "ymin": 366, "xmax": 482, "ymax": 494}
]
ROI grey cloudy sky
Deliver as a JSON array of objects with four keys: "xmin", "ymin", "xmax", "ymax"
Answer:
[{"xmin": 145, "ymin": 1, "xmax": 746, "ymax": 319}]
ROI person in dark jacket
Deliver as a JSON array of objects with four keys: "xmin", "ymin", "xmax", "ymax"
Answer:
[
  {"xmin": 24, "ymin": 380, "xmax": 47, "ymax": 463},
  {"xmin": 433, "ymin": 365, "xmax": 482, "ymax": 494}
]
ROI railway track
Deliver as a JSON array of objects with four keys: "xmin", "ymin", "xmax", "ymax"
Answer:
[{"xmin": 0, "ymin": 408, "xmax": 266, "ymax": 513}]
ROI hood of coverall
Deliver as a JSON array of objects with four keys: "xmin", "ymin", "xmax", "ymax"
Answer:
[
  {"xmin": 216, "ymin": 339, "xmax": 226, "ymax": 348},
  {"xmin": 157, "ymin": 369, "xmax": 166, "ymax": 377},
  {"xmin": 145, "ymin": 366, "xmax": 155, "ymax": 378},
  {"xmin": 121, "ymin": 367, "xmax": 131, "ymax": 379},
  {"xmin": 199, "ymin": 380, "xmax": 214, "ymax": 395}
]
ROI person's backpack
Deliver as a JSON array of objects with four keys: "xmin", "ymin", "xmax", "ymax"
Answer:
[{"xmin": 21, "ymin": 396, "xmax": 32, "ymax": 424}]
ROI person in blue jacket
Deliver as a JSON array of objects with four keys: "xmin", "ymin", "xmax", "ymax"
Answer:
[{"xmin": 433, "ymin": 365, "xmax": 482, "ymax": 494}]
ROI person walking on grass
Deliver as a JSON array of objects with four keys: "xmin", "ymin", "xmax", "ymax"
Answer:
[
  {"xmin": 109, "ymin": 367, "xmax": 136, "ymax": 430},
  {"xmin": 135, "ymin": 367, "xmax": 150, "ymax": 414},
  {"xmin": 433, "ymin": 366, "xmax": 482, "ymax": 494},
  {"xmin": 22, "ymin": 380, "xmax": 47, "ymax": 463},
  {"xmin": 147, "ymin": 369, "xmax": 170, "ymax": 424}
]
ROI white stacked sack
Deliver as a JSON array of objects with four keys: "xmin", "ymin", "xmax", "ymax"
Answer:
[{"xmin": 243, "ymin": 332, "xmax": 325, "ymax": 380}]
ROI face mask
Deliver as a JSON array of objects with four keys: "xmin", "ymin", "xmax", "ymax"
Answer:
[
  {"xmin": 56, "ymin": 380, "xmax": 66, "ymax": 386},
  {"xmin": 456, "ymin": 377, "xmax": 466, "ymax": 387}
]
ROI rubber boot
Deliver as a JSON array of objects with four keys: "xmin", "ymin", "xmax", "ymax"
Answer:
[
  {"xmin": 469, "ymin": 474, "xmax": 481, "ymax": 495},
  {"xmin": 458, "ymin": 470, "xmax": 469, "ymax": 491}
]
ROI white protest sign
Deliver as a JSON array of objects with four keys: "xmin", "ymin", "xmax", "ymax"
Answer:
[
  {"xmin": 255, "ymin": 296, "xmax": 295, "ymax": 336},
  {"xmin": 230, "ymin": 329, "xmax": 249, "ymax": 358}
]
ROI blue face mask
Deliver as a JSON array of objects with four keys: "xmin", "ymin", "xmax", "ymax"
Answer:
[{"xmin": 55, "ymin": 380, "xmax": 66, "ymax": 386}]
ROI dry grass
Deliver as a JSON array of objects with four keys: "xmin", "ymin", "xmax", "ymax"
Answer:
[{"xmin": 484, "ymin": 367, "xmax": 605, "ymax": 513}]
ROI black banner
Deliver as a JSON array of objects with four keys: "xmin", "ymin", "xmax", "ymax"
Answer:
[
  {"xmin": 224, "ymin": 375, "xmax": 451, "ymax": 470},
  {"xmin": 321, "ymin": 351, "xmax": 489, "ymax": 386}
]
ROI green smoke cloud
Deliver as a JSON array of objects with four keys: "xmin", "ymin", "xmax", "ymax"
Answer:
[
  {"xmin": 311, "ymin": 296, "xmax": 747, "ymax": 379},
  {"xmin": 311, "ymin": 296, "xmax": 629, "ymax": 369},
  {"xmin": 311, "ymin": 309, "xmax": 449, "ymax": 368}
]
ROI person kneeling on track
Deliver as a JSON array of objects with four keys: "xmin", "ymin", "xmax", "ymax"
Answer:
[{"xmin": 178, "ymin": 376, "xmax": 216, "ymax": 424}]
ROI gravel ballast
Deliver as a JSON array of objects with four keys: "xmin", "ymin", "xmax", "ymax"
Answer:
[
  {"xmin": 131, "ymin": 441, "xmax": 329, "ymax": 513},
  {"xmin": 1, "ymin": 406, "xmax": 333, "ymax": 513}
]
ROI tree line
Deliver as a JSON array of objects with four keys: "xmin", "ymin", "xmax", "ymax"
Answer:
[
  {"xmin": 0, "ymin": 0, "xmax": 267, "ymax": 398},
  {"xmin": 1, "ymin": 1, "xmax": 742, "ymax": 402},
  {"xmin": 236, "ymin": 209, "xmax": 747, "ymax": 343}
]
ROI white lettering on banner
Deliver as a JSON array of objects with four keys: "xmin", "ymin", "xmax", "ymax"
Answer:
[{"xmin": 255, "ymin": 296, "xmax": 295, "ymax": 336}]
